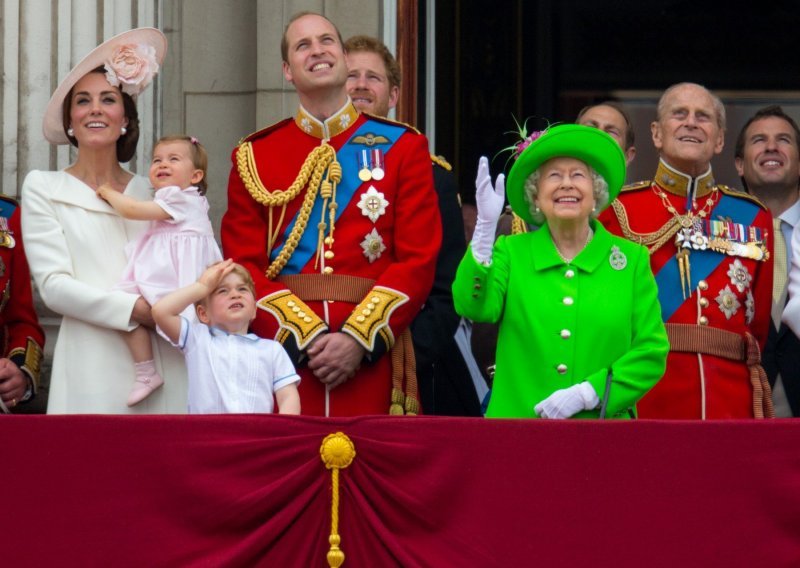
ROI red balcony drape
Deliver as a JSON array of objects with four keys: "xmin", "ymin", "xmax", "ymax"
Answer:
[{"xmin": 4, "ymin": 416, "xmax": 800, "ymax": 567}]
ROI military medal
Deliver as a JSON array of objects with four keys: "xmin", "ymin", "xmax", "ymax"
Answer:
[
  {"xmin": 745, "ymin": 290, "xmax": 755, "ymax": 324},
  {"xmin": 689, "ymin": 219, "xmax": 708, "ymax": 250},
  {"xmin": 675, "ymin": 227, "xmax": 694, "ymax": 249},
  {"xmin": 706, "ymin": 219, "xmax": 768, "ymax": 261},
  {"xmin": 0, "ymin": 217, "xmax": 15, "ymax": 248},
  {"xmin": 371, "ymin": 149, "xmax": 385, "ymax": 180},
  {"xmin": 357, "ymin": 149, "xmax": 372, "ymax": 182}
]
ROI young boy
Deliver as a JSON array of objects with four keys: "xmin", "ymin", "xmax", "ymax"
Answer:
[{"xmin": 153, "ymin": 259, "xmax": 300, "ymax": 414}]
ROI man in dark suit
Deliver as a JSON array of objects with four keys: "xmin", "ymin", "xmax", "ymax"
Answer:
[{"xmin": 735, "ymin": 105, "xmax": 800, "ymax": 416}]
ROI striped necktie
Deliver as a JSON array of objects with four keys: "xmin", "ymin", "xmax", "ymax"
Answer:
[{"xmin": 773, "ymin": 217, "xmax": 788, "ymax": 303}]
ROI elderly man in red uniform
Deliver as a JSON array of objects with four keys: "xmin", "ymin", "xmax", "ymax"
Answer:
[
  {"xmin": 221, "ymin": 12, "xmax": 440, "ymax": 416},
  {"xmin": 0, "ymin": 195, "xmax": 44, "ymax": 413},
  {"xmin": 600, "ymin": 82, "xmax": 773, "ymax": 419}
]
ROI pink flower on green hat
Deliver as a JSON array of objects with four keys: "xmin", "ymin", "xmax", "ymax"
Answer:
[
  {"xmin": 513, "ymin": 130, "xmax": 545, "ymax": 159},
  {"xmin": 497, "ymin": 116, "xmax": 551, "ymax": 168}
]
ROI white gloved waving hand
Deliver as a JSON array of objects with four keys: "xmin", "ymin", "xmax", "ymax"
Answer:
[{"xmin": 471, "ymin": 156, "xmax": 505, "ymax": 264}]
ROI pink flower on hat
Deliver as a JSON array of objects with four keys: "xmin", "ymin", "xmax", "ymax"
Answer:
[
  {"xmin": 513, "ymin": 129, "xmax": 545, "ymax": 160},
  {"xmin": 497, "ymin": 116, "xmax": 552, "ymax": 168},
  {"xmin": 104, "ymin": 43, "xmax": 159, "ymax": 96}
]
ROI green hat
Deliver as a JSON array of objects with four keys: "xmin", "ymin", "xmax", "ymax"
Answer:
[{"xmin": 506, "ymin": 124, "xmax": 626, "ymax": 226}]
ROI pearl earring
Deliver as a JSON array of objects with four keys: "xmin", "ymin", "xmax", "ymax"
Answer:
[
  {"xmin": 534, "ymin": 206, "xmax": 540, "ymax": 213},
  {"xmin": 67, "ymin": 127, "xmax": 74, "ymax": 137},
  {"xmin": 121, "ymin": 126, "xmax": 127, "ymax": 135}
]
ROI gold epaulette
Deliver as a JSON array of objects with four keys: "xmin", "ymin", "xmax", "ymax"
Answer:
[
  {"xmin": 718, "ymin": 185, "xmax": 769, "ymax": 210},
  {"xmin": 619, "ymin": 180, "xmax": 651, "ymax": 193},
  {"xmin": 362, "ymin": 112, "xmax": 421, "ymax": 135},
  {"xmin": 237, "ymin": 118, "xmax": 294, "ymax": 145},
  {"xmin": 430, "ymin": 154, "xmax": 452, "ymax": 171}
]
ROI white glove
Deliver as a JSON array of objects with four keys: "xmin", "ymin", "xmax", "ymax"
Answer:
[
  {"xmin": 535, "ymin": 382, "xmax": 599, "ymax": 419},
  {"xmin": 470, "ymin": 156, "xmax": 505, "ymax": 264}
]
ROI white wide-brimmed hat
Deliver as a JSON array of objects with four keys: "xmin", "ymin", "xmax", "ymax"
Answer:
[{"xmin": 42, "ymin": 27, "xmax": 167, "ymax": 145}]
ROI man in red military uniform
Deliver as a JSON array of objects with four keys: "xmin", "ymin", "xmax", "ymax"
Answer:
[
  {"xmin": 0, "ymin": 195, "xmax": 45, "ymax": 413},
  {"xmin": 345, "ymin": 34, "xmax": 485, "ymax": 416},
  {"xmin": 600, "ymin": 82, "xmax": 773, "ymax": 419},
  {"xmin": 221, "ymin": 12, "xmax": 440, "ymax": 417}
]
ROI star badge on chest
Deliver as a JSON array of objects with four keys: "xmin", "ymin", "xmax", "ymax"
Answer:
[
  {"xmin": 361, "ymin": 228, "xmax": 386, "ymax": 263},
  {"xmin": 715, "ymin": 285, "xmax": 741, "ymax": 320},
  {"xmin": 357, "ymin": 186, "xmax": 389, "ymax": 223},
  {"xmin": 726, "ymin": 259, "xmax": 752, "ymax": 293}
]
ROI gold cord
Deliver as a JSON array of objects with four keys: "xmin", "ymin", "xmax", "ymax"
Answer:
[
  {"xmin": 611, "ymin": 185, "xmax": 719, "ymax": 256},
  {"xmin": 236, "ymin": 141, "xmax": 338, "ymax": 279},
  {"xmin": 611, "ymin": 200, "xmax": 681, "ymax": 253},
  {"xmin": 652, "ymin": 183, "xmax": 719, "ymax": 228}
]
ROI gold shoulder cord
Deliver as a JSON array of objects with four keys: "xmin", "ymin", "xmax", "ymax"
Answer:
[
  {"xmin": 611, "ymin": 200, "xmax": 682, "ymax": 253},
  {"xmin": 236, "ymin": 141, "xmax": 340, "ymax": 280}
]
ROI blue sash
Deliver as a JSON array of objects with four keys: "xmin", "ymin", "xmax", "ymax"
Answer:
[
  {"xmin": 0, "ymin": 198, "xmax": 17, "ymax": 219},
  {"xmin": 656, "ymin": 193, "xmax": 761, "ymax": 321},
  {"xmin": 272, "ymin": 120, "xmax": 405, "ymax": 274}
]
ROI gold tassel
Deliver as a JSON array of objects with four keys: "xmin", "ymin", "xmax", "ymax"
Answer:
[
  {"xmin": 317, "ymin": 158, "xmax": 342, "ymax": 271},
  {"xmin": 677, "ymin": 248, "xmax": 691, "ymax": 300},
  {"xmin": 320, "ymin": 433, "xmax": 356, "ymax": 568},
  {"xmin": 389, "ymin": 387, "xmax": 406, "ymax": 415}
]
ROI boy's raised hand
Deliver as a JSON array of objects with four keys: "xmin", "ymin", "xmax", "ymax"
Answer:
[{"xmin": 198, "ymin": 259, "xmax": 235, "ymax": 295}]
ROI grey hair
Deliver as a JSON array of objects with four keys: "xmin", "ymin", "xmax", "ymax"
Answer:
[
  {"xmin": 656, "ymin": 82, "xmax": 726, "ymax": 131},
  {"xmin": 523, "ymin": 166, "xmax": 610, "ymax": 225}
]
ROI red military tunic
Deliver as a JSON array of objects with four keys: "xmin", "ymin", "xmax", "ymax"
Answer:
[
  {"xmin": 0, "ymin": 195, "xmax": 45, "ymax": 399},
  {"xmin": 599, "ymin": 160, "xmax": 773, "ymax": 419},
  {"xmin": 222, "ymin": 102, "xmax": 441, "ymax": 416}
]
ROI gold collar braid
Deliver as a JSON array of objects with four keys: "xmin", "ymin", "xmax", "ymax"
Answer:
[{"xmin": 236, "ymin": 141, "xmax": 341, "ymax": 279}]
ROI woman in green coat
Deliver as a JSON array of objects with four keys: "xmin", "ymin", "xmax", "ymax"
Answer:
[{"xmin": 453, "ymin": 124, "xmax": 668, "ymax": 419}]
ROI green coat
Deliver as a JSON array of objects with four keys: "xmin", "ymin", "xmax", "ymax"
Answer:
[{"xmin": 453, "ymin": 222, "xmax": 668, "ymax": 418}]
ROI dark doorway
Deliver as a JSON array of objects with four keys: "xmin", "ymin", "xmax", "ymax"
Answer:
[{"xmin": 433, "ymin": 0, "xmax": 800, "ymax": 204}]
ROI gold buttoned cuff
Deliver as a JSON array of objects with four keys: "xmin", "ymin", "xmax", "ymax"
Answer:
[
  {"xmin": 258, "ymin": 290, "xmax": 327, "ymax": 350},
  {"xmin": 9, "ymin": 337, "xmax": 43, "ymax": 392},
  {"xmin": 342, "ymin": 286, "xmax": 409, "ymax": 351}
]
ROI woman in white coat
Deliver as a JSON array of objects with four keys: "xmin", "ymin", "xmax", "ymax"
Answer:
[{"xmin": 21, "ymin": 28, "xmax": 187, "ymax": 413}]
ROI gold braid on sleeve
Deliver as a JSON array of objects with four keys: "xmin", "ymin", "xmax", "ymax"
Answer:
[{"xmin": 236, "ymin": 141, "xmax": 338, "ymax": 280}]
